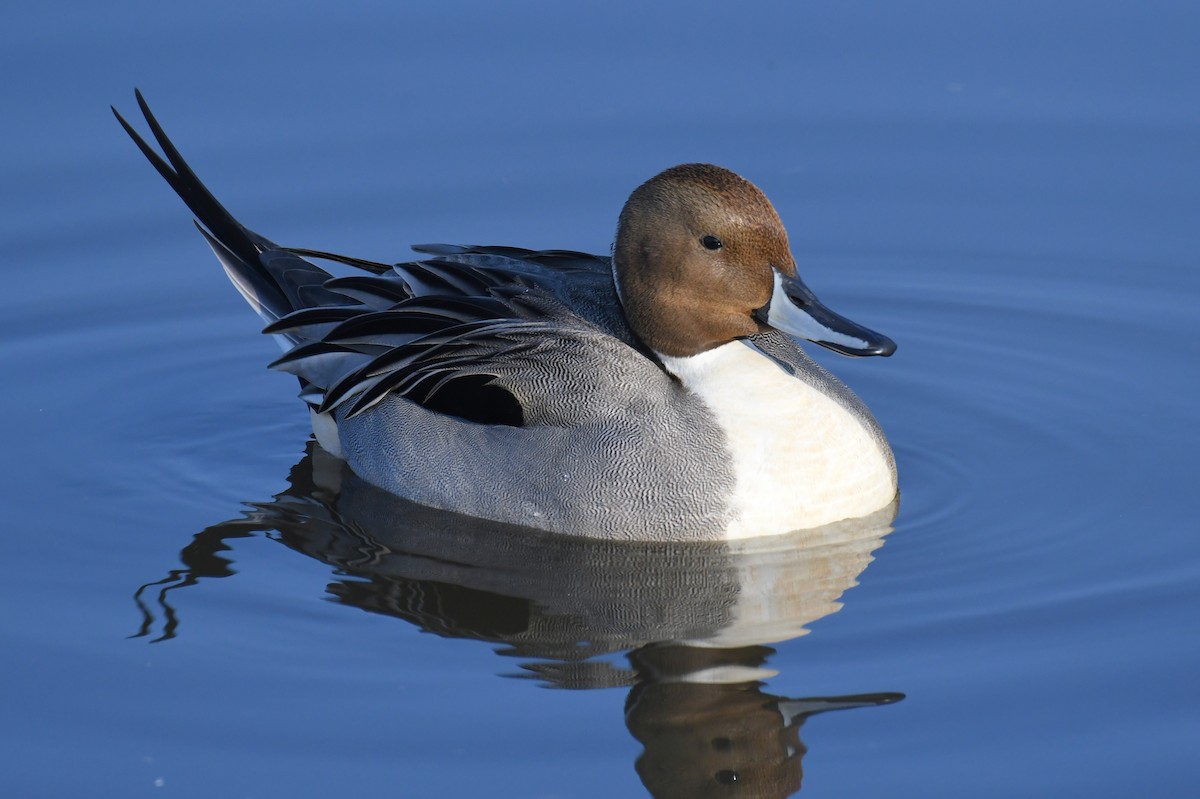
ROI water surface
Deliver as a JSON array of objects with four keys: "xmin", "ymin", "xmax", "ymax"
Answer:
[{"xmin": 3, "ymin": 2, "xmax": 1198, "ymax": 796}]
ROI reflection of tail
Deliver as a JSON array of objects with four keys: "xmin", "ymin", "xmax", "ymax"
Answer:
[
  {"xmin": 130, "ymin": 516, "xmax": 263, "ymax": 642},
  {"xmin": 626, "ymin": 644, "xmax": 903, "ymax": 799}
]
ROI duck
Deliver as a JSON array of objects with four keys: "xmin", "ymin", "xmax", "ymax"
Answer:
[{"xmin": 114, "ymin": 90, "xmax": 897, "ymax": 542}]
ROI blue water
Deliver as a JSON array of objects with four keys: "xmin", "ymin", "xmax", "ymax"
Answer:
[{"xmin": 3, "ymin": 2, "xmax": 1198, "ymax": 796}]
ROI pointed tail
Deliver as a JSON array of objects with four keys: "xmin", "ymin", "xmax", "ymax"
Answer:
[{"xmin": 113, "ymin": 89, "xmax": 327, "ymax": 328}]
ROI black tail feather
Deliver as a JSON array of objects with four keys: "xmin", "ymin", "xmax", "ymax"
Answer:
[{"xmin": 113, "ymin": 89, "xmax": 292, "ymax": 316}]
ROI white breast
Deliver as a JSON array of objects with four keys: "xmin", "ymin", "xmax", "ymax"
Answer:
[{"xmin": 660, "ymin": 342, "xmax": 896, "ymax": 539}]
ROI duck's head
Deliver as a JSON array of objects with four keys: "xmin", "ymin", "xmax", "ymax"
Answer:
[{"xmin": 613, "ymin": 163, "xmax": 895, "ymax": 359}]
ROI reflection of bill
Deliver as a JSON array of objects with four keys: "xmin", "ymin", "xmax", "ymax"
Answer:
[
  {"xmin": 135, "ymin": 442, "xmax": 903, "ymax": 796},
  {"xmin": 628, "ymin": 644, "xmax": 901, "ymax": 799}
]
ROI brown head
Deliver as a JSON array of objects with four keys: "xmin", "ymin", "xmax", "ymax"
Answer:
[{"xmin": 613, "ymin": 164, "xmax": 895, "ymax": 359}]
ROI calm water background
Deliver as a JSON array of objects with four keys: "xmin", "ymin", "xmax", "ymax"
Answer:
[{"xmin": 3, "ymin": 1, "xmax": 1198, "ymax": 796}]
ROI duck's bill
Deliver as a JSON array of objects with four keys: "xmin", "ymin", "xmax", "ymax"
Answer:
[{"xmin": 762, "ymin": 270, "xmax": 896, "ymax": 357}]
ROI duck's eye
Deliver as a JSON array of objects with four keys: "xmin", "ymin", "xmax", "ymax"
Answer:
[{"xmin": 700, "ymin": 235, "xmax": 723, "ymax": 251}]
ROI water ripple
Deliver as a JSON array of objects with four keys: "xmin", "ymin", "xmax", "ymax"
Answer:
[{"xmin": 837, "ymin": 252, "xmax": 1195, "ymax": 617}]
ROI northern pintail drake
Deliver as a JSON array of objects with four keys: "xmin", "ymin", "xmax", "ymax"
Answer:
[{"xmin": 115, "ymin": 91, "xmax": 897, "ymax": 542}]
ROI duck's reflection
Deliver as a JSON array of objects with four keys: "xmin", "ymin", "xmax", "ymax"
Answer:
[
  {"xmin": 136, "ymin": 441, "xmax": 903, "ymax": 797},
  {"xmin": 628, "ymin": 645, "xmax": 900, "ymax": 798}
]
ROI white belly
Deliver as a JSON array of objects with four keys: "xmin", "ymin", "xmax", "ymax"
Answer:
[{"xmin": 661, "ymin": 342, "xmax": 896, "ymax": 539}]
